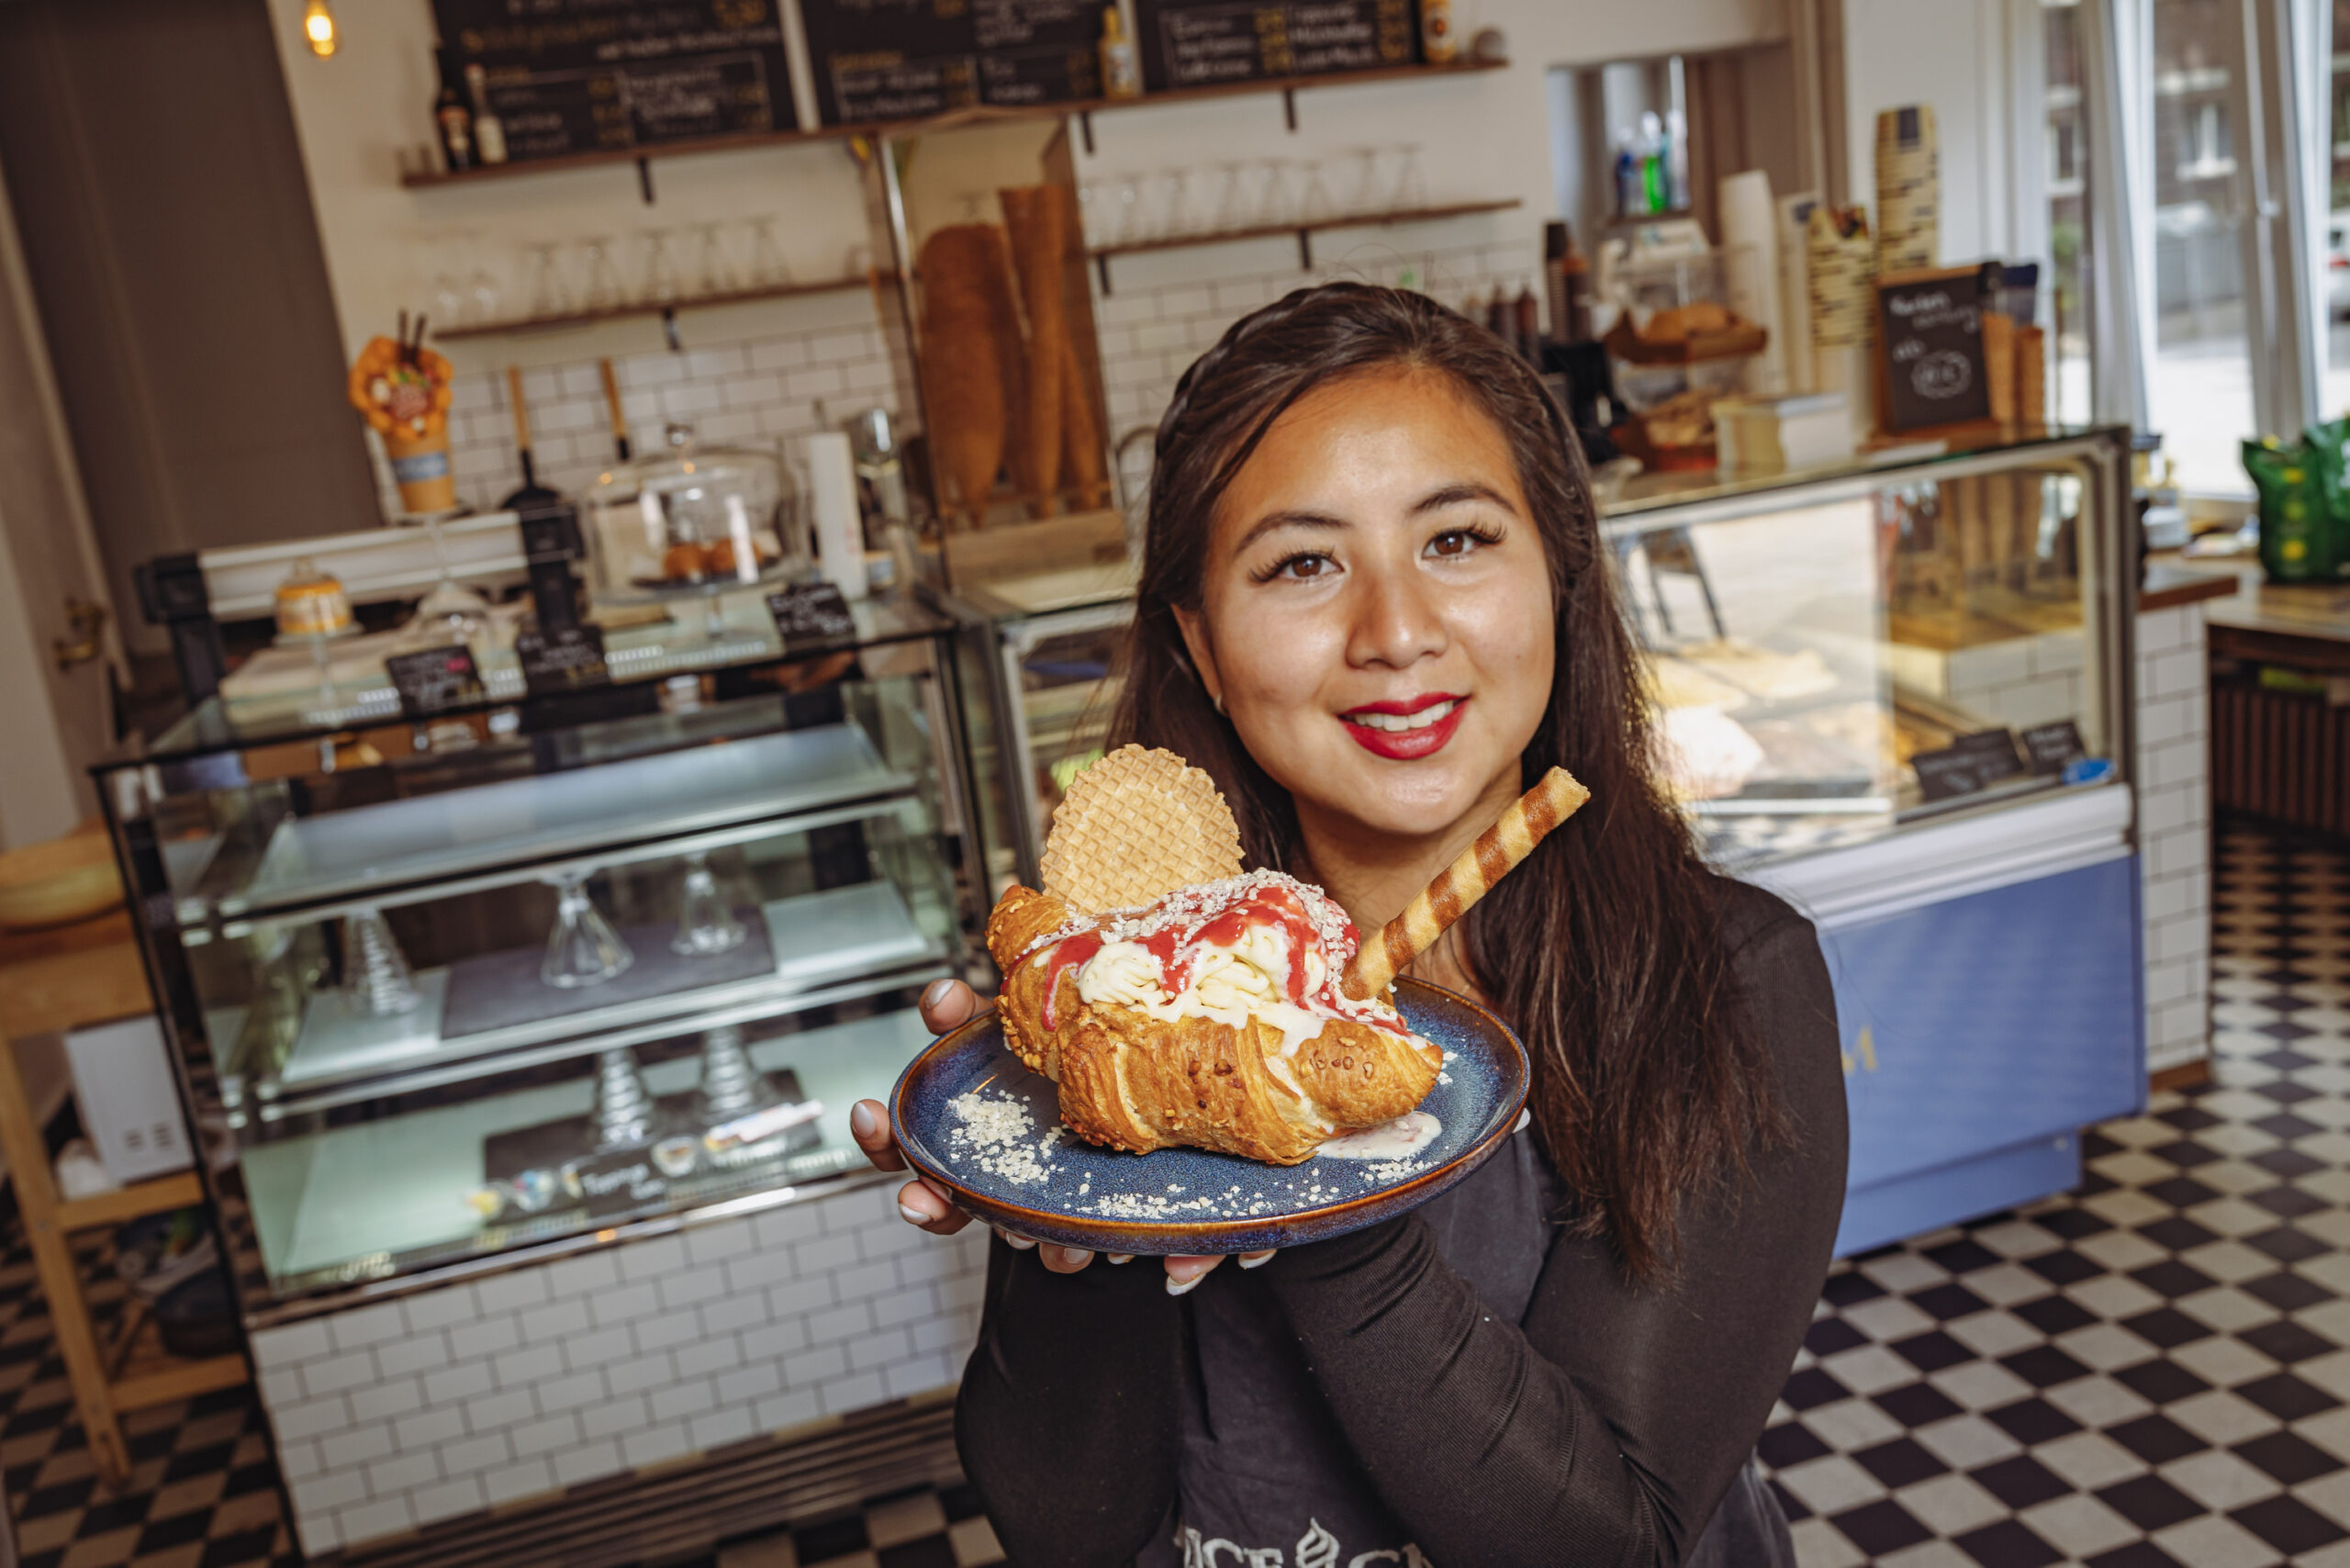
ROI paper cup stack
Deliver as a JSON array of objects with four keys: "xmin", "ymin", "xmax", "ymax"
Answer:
[{"xmin": 1874, "ymin": 105, "xmax": 1939, "ymax": 274}]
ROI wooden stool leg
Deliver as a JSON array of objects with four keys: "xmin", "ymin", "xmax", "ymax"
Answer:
[{"xmin": 0, "ymin": 1039, "xmax": 133, "ymax": 1487}]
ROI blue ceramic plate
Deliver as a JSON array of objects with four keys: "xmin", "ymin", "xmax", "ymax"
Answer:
[{"xmin": 889, "ymin": 977, "xmax": 1529, "ymax": 1255}]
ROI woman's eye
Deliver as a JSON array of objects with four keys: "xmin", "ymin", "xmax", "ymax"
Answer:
[
  {"xmin": 1427, "ymin": 527, "xmax": 1496, "ymax": 558},
  {"xmin": 1266, "ymin": 552, "xmax": 1335, "ymax": 580}
]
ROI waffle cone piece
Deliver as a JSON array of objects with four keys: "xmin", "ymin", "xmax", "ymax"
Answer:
[
  {"xmin": 1344, "ymin": 767, "xmax": 1590, "ymax": 1000},
  {"xmin": 1039, "ymin": 745, "xmax": 1243, "ymax": 914},
  {"xmin": 995, "ymin": 746, "xmax": 1439, "ymax": 1164}
]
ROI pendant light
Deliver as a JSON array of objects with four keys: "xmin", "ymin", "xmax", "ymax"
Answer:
[{"xmin": 302, "ymin": 0, "xmax": 338, "ymax": 58}]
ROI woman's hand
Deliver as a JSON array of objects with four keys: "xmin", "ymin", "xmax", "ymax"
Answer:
[{"xmin": 849, "ymin": 978, "xmax": 1274, "ymax": 1292}]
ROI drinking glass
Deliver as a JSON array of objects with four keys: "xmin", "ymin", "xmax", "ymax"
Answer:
[
  {"xmin": 1210, "ymin": 162, "xmax": 1250, "ymax": 232},
  {"xmin": 542, "ymin": 869, "xmax": 632, "ymax": 988},
  {"xmin": 1258, "ymin": 161, "xmax": 1297, "ymax": 226},
  {"xmin": 744, "ymin": 217, "xmax": 791, "ymax": 288},
  {"xmin": 690, "ymin": 222, "xmax": 739, "ymax": 298},
  {"xmin": 341, "ymin": 907, "xmax": 420, "ymax": 1017},
  {"xmin": 578, "ymin": 238, "xmax": 622, "ymax": 312},
  {"xmin": 526, "ymin": 242, "xmax": 573, "ymax": 318},
  {"xmin": 431, "ymin": 269, "xmax": 465, "ymax": 328},
  {"xmin": 639, "ymin": 230, "xmax": 682, "ymax": 307},
  {"xmin": 1297, "ymin": 161, "xmax": 1335, "ymax": 223},
  {"xmin": 1112, "ymin": 179, "xmax": 1143, "ymax": 246},
  {"xmin": 693, "ymin": 1024, "xmax": 778, "ymax": 1123},
  {"xmin": 589, "ymin": 1047, "xmax": 657, "ymax": 1150},
  {"xmin": 1344, "ymin": 147, "xmax": 1382, "ymax": 216},
  {"xmin": 672, "ymin": 851, "xmax": 747, "ymax": 957},
  {"xmin": 1389, "ymin": 144, "xmax": 1428, "ymax": 211},
  {"xmin": 463, "ymin": 230, "xmax": 501, "ymax": 324}
]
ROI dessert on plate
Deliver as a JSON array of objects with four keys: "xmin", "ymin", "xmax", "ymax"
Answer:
[{"xmin": 986, "ymin": 745, "xmax": 1586, "ymax": 1165}]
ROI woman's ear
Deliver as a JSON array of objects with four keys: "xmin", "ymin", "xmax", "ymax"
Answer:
[{"xmin": 1171, "ymin": 605, "xmax": 1223, "ymax": 711}]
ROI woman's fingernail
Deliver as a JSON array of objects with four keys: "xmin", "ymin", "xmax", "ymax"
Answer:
[
  {"xmin": 922, "ymin": 978, "xmax": 957, "ymax": 1010},
  {"xmin": 1238, "ymin": 1250, "xmax": 1276, "ymax": 1269},
  {"xmin": 1107, "ymin": 1253, "xmax": 1135, "ymax": 1265},
  {"xmin": 1051, "ymin": 1247, "xmax": 1095, "ymax": 1269},
  {"xmin": 1165, "ymin": 1270, "xmax": 1205, "ymax": 1297},
  {"xmin": 993, "ymin": 1228, "xmax": 1036, "ymax": 1250},
  {"xmin": 1512, "ymin": 1109, "xmax": 1530, "ymax": 1135},
  {"xmin": 898, "ymin": 1204, "xmax": 930, "ymax": 1226},
  {"xmin": 851, "ymin": 1103, "xmax": 878, "ymax": 1139}
]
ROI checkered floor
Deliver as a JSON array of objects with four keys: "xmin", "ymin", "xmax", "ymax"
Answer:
[
  {"xmin": 0, "ymin": 1235, "xmax": 297, "ymax": 1568},
  {"xmin": 1, "ymin": 824, "xmax": 2344, "ymax": 1567},
  {"xmin": 1759, "ymin": 828, "xmax": 2350, "ymax": 1567}
]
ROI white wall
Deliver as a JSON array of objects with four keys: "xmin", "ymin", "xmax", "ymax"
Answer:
[
  {"xmin": 264, "ymin": 0, "xmax": 1790, "ymax": 462},
  {"xmin": 1839, "ymin": 0, "xmax": 2021, "ymax": 268}
]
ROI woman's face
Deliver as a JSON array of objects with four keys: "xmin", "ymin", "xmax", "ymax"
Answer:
[{"xmin": 1176, "ymin": 366, "xmax": 1556, "ymax": 847}]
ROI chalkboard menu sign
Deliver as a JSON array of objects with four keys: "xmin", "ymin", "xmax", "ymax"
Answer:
[
  {"xmin": 1876, "ymin": 263, "xmax": 1998, "ymax": 434},
  {"xmin": 767, "ymin": 582, "xmax": 857, "ymax": 644},
  {"xmin": 514, "ymin": 625, "xmax": 610, "ymax": 696},
  {"xmin": 798, "ymin": 0, "xmax": 1099, "ymax": 126},
  {"xmin": 432, "ymin": 1, "xmax": 796, "ymax": 162},
  {"xmin": 1136, "ymin": 0, "xmax": 1416, "ymax": 91},
  {"xmin": 1911, "ymin": 728, "xmax": 2025, "ymax": 802}
]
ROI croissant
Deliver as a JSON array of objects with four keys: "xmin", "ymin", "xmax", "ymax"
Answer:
[{"xmin": 986, "ymin": 879, "xmax": 1444, "ymax": 1165}]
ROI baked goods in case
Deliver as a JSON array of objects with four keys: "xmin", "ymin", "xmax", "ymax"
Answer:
[
  {"xmin": 988, "ymin": 873, "xmax": 1442, "ymax": 1164},
  {"xmin": 274, "ymin": 558, "xmax": 353, "ymax": 638}
]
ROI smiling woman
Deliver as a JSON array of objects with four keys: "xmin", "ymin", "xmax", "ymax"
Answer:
[{"xmin": 856, "ymin": 284, "xmax": 1849, "ymax": 1568}]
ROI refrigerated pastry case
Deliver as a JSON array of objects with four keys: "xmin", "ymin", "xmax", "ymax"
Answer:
[
  {"xmin": 96, "ymin": 588, "xmax": 985, "ymax": 1318},
  {"xmin": 957, "ymin": 427, "xmax": 2146, "ymax": 1254}
]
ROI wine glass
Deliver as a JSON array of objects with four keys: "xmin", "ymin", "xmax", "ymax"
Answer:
[
  {"xmin": 341, "ymin": 907, "xmax": 420, "ymax": 1017},
  {"xmin": 1389, "ymin": 144, "xmax": 1428, "ymax": 211},
  {"xmin": 690, "ymin": 222, "xmax": 739, "ymax": 298},
  {"xmin": 526, "ymin": 242, "xmax": 573, "ymax": 318},
  {"xmin": 463, "ymin": 230, "xmax": 502, "ymax": 325},
  {"xmin": 672, "ymin": 851, "xmax": 747, "ymax": 957},
  {"xmin": 744, "ymin": 217, "xmax": 791, "ymax": 288},
  {"xmin": 541, "ymin": 869, "xmax": 632, "ymax": 988},
  {"xmin": 639, "ymin": 230, "xmax": 682, "ymax": 307},
  {"xmin": 578, "ymin": 238, "xmax": 622, "ymax": 312},
  {"xmin": 589, "ymin": 1047, "xmax": 658, "ymax": 1150}
]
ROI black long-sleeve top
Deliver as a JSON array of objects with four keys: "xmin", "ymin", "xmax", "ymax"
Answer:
[{"xmin": 955, "ymin": 880, "xmax": 1847, "ymax": 1568}]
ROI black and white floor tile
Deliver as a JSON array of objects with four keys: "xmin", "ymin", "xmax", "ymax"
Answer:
[
  {"xmin": 0, "ymin": 1235, "xmax": 297, "ymax": 1568},
  {"xmin": 1759, "ymin": 828, "xmax": 2350, "ymax": 1567},
  {"xmin": 0, "ymin": 824, "xmax": 2344, "ymax": 1567}
]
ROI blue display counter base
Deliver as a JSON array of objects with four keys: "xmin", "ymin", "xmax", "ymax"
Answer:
[{"xmin": 1837, "ymin": 1132, "xmax": 2084, "ymax": 1257}]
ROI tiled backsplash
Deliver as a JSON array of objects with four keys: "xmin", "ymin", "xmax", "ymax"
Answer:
[
  {"xmin": 2133, "ymin": 603, "xmax": 2214, "ymax": 1073},
  {"xmin": 251, "ymin": 1182, "xmax": 988, "ymax": 1557},
  {"xmin": 375, "ymin": 234, "xmax": 1539, "ymax": 524}
]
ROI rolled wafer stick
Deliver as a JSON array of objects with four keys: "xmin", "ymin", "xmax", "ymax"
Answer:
[{"xmin": 1342, "ymin": 767, "xmax": 1591, "ymax": 1000}]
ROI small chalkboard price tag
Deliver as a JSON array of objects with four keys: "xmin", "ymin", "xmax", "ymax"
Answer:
[
  {"xmin": 514, "ymin": 625, "xmax": 610, "ymax": 697},
  {"xmin": 563, "ymin": 1150, "xmax": 668, "ymax": 1220},
  {"xmin": 386, "ymin": 645, "xmax": 483, "ymax": 719},
  {"xmin": 1912, "ymin": 728, "xmax": 2026, "ymax": 802},
  {"xmin": 767, "ymin": 582, "xmax": 857, "ymax": 646},
  {"xmin": 2020, "ymin": 720, "xmax": 2087, "ymax": 776}
]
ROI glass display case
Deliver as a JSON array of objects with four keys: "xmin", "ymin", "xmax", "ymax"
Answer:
[
  {"xmin": 97, "ymin": 587, "xmax": 983, "ymax": 1319},
  {"xmin": 950, "ymin": 429, "xmax": 2136, "ymax": 890}
]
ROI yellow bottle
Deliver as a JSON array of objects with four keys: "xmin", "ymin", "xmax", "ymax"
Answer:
[{"xmin": 1100, "ymin": 6, "xmax": 1141, "ymax": 99}]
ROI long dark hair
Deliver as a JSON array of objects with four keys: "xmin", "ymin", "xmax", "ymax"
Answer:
[{"xmin": 1108, "ymin": 282, "xmax": 1781, "ymax": 1280}]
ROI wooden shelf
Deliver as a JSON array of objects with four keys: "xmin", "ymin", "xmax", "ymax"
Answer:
[
  {"xmin": 1087, "ymin": 197, "xmax": 1521, "ymax": 291},
  {"xmin": 397, "ymin": 60, "xmax": 1507, "ymax": 191},
  {"xmin": 56, "ymin": 1171, "xmax": 206, "ymax": 1233},
  {"xmin": 108, "ymin": 1313, "xmax": 245, "ymax": 1414},
  {"xmin": 432, "ymin": 272, "xmax": 892, "ymax": 342}
]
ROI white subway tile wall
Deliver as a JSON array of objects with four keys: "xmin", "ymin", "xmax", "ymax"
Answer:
[
  {"xmin": 2133, "ymin": 605, "xmax": 2213, "ymax": 1074},
  {"xmin": 249, "ymin": 1182, "xmax": 989, "ymax": 1557},
  {"xmin": 374, "ymin": 238, "xmax": 1537, "ymax": 524}
]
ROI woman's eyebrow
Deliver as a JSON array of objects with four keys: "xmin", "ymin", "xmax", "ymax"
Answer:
[
  {"xmin": 1413, "ymin": 481, "xmax": 1517, "ymax": 516},
  {"xmin": 1234, "ymin": 509, "xmax": 1348, "ymax": 553}
]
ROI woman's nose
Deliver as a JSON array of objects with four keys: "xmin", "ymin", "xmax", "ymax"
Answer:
[{"xmin": 1345, "ymin": 559, "xmax": 1447, "ymax": 671}]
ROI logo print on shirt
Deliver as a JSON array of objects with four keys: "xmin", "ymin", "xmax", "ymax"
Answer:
[{"xmin": 1177, "ymin": 1524, "xmax": 1432, "ymax": 1567}]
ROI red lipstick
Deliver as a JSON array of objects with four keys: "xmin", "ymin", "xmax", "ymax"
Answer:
[{"xmin": 1340, "ymin": 694, "xmax": 1469, "ymax": 760}]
